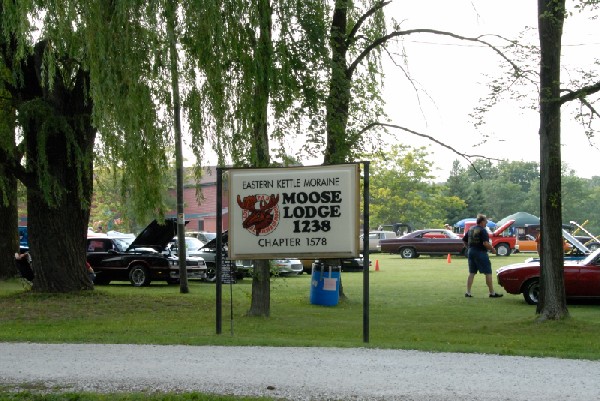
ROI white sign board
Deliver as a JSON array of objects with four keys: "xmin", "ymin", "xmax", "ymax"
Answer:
[{"xmin": 228, "ymin": 164, "xmax": 360, "ymax": 259}]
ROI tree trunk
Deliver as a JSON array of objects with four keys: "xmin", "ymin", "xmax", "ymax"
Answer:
[
  {"xmin": 0, "ymin": 175, "xmax": 18, "ymax": 279},
  {"xmin": 535, "ymin": 0, "xmax": 569, "ymax": 319},
  {"xmin": 20, "ymin": 41, "xmax": 96, "ymax": 292},
  {"xmin": 248, "ymin": 259, "xmax": 271, "ymax": 317},
  {"xmin": 0, "ymin": 79, "xmax": 18, "ymax": 279},
  {"xmin": 324, "ymin": 0, "xmax": 352, "ymax": 164},
  {"xmin": 322, "ymin": 0, "xmax": 352, "ymax": 299},
  {"xmin": 166, "ymin": 2, "xmax": 189, "ymax": 294},
  {"xmin": 247, "ymin": 0, "xmax": 273, "ymax": 317}
]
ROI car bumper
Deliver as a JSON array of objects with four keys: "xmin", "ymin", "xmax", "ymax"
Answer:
[{"xmin": 170, "ymin": 269, "xmax": 207, "ymax": 280}]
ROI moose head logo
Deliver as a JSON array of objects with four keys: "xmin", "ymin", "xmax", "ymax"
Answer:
[{"xmin": 236, "ymin": 194, "xmax": 280, "ymax": 236}]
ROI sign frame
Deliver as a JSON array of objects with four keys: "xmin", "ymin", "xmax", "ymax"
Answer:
[{"xmin": 228, "ymin": 164, "xmax": 360, "ymax": 260}]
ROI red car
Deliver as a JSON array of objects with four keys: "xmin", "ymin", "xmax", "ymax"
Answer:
[
  {"xmin": 458, "ymin": 219, "xmax": 517, "ymax": 256},
  {"xmin": 496, "ymin": 248, "xmax": 600, "ymax": 305}
]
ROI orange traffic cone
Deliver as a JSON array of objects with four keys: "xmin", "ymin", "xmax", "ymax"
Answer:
[
  {"xmin": 447, "ymin": 254, "xmax": 452, "ymax": 264},
  {"xmin": 375, "ymin": 259, "xmax": 380, "ymax": 271}
]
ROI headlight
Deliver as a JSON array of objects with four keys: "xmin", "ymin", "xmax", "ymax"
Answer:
[{"xmin": 169, "ymin": 259, "xmax": 179, "ymax": 267}]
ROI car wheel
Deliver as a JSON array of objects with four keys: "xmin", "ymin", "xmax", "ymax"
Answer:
[
  {"xmin": 129, "ymin": 265, "xmax": 151, "ymax": 287},
  {"xmin": 589, "ymin": 243, "xmax": 600, "ymax": 251},
  {"xmin": 205, "ymin": 263, "xmax": 217, "ymax": 282},
  {"xmin": 400, "ymin": 247, "xmax": 417, "ymax": 259},
  {"xmin": 523, "ymin": 278, "xmax": 540, "ymax": 305},
  {"xmin": 495, "ymin": 243, "xmax": 511, "ymax": 256}
]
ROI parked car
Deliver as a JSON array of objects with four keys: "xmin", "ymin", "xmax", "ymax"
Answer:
[
  {"xmin": 340, "ymin": 255, "xmax": 369, "ymax": 272},
  {"xmin": 86, "ymin": 219, "xmax": 207, "ymax": 286},
  {"xmin": 574, "ymin": 236, "xmax": 600, "ymax": 251},
  {"xmin": 456, "ymin": 220, "xmax": 517, "ymax": 256},
  {"xmin": 186, "ymin": 231, "xmax": 215, "ymax": 244},
  {"xmin": 302, "ymin": 256, "xmax": 369, "ymax": 273},
  {"xmin": 192, "ymin": 231, "xmax": 252, "ymax": 281},
  {"xmin": 517, "ymin": 233, "xmax": 573, "ymax": 253},
  {"xmin": 168, "ymin": 236, "xmax": 206, "ymax": 257},
  {"xmin": 272, "ymin": 259, "xmax": 303, "ymax": 276},
  {"xmin": 379, "ymin": 229, "xmax": 467, "ymax": 258},
  {"xmin": 497, "ymin": 248, "xmax": 600, "ymax": 305},
  {"xmin": 359, "ymin": 231, "xmax": 396, "ymax": 252}
]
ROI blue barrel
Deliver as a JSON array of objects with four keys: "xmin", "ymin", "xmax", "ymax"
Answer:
[{"xmin": 310, "ymin": 264, "xmax": 340, "ymax": 306}]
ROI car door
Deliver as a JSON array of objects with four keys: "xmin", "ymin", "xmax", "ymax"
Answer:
[
  {"xmin": 421, "ymin": 231, "xmax": 459, "ymax": 254},
  {"xmin": 569, "ymin": 258, "xmax": 600, "ymax": 296}
]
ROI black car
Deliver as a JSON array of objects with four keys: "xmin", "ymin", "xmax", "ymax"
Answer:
[
  {"xmin": 86, "ymin": 219, "xmax": 207, "ymax": 286},
  {"xmin": 192, "ymin": 231, "xmax": 252, "ymax": 281}
]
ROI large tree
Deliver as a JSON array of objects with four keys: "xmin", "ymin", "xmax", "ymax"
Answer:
[
  {"xmin": 536, "ymin": 0, "xmax": 600, "ymax": 319},
  {"xmin": 0, "ymin": 1, "xmax": 174, "ymax": 292},
  {"xmin": 179, "ymin": 0, "xmax": 328, "ymax": 316}
]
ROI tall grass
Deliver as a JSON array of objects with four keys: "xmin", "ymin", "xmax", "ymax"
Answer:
[{"xmin": 2, "ymin": 253, "xmax": 600, "ymax": 360}]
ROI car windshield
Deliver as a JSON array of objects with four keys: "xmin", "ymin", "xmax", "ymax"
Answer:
[
  {"xmin": 445, "ymin": 231, "xmax": 460, "ymax": 239},
  {"xmin": 185, "ymin": 237, "xmax": 204, "ymax": 251},
  {"xmin": 112, "ymin": 238, "xmax": 132, "ymax": 252},
  {"xmin": 199, "ymin": 232, "xmax": 216, "ymax": 243}
]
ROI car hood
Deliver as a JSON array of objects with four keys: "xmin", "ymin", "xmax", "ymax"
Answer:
[
  {"xmin": 496, "ymin": 261, "xmax": 540, "ymax": 275},
  {"xmin": 562, "ymin": 229, "xmax": 590, "ymax": 254},
  {"xmin": 201, "ymin": 231, "xmax": 228, "ymax": 250},
  {"xmin": 129, "ymin": 219, "xmax": 184, "ymax": 251},
  {"xmin": 492, "ymin": 219, "xmax": 515, "ymax": 236}
]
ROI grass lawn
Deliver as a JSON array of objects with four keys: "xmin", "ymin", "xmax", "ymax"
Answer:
[{"xmin": 2, "ymin": 253, "xmax": 600, "ymax": 360}]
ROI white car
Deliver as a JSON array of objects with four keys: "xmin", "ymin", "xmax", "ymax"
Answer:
[
  {"xmin": 169, "ymin": 236, "xmax": 205, "ymax": 257},
  {"xmin": 272, "ymin": 259, "xmax": 303, "ymax": 276},
  {"xmin": 359, "ymin": 230, "xmax": 397, "ymax": 252}
]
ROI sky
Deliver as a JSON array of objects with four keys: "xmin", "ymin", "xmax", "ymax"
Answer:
[
  {"xmin": 378, "ymin": 0, "xmax": 600, "ymax": 181},
  {"xmin": 196, "ymin": 1, "xmax": 599, "ymax": 180}
]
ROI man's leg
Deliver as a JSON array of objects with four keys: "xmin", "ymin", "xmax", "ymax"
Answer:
[
  {"xmin": 485, "ymin": 273, "xmax": 495, "ymax": 294},
  {"xmin": 466, "ymin": 273, "xmax": 475, "ymax": 295}
]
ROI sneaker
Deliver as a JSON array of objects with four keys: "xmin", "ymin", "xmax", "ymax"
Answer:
[
  {"xmin": 465, "ymin": 293, "xmax": 473, "ymax": 298},
  {"xmin": 489, "ymin": 293, "xmax": 503, "ymax": 298}
]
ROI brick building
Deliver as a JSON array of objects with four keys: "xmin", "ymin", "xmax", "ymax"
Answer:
[{"xmin": 166, "ymin": 166, "xmax": 229, "ymax": 233}]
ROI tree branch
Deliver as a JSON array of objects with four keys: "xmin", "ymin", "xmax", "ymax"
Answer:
[
  {"xmin": 358, "ymin": 121, "xmax": 503, "ymax": 176},
  {"xmin": 347, "ymin": 29, "xmax": 521, "ymax": 80},
  {"xmin": 560, "ymin": 80, "xmax": 600, "ymax": 109},
  {"xmin": 346, "ymin": 0, "xmax": 391, "ymax": 48}
]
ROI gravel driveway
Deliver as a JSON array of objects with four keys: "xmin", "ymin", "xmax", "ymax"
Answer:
[{"xmin": 1, "ymin": 342, "xmax": 599, "ymax": 400}]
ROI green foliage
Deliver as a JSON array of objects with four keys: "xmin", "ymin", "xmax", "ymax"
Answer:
[
  {"xmin": 179, "ymin": 0, "xmax": 329, "ymax": 167},
  {"xmin": 368, "ymin": 145, "xmax": 465, "ymax": 229},
  {"xmin": 444, "ymin": 158, "xmax": 600, "ymax": 234}
]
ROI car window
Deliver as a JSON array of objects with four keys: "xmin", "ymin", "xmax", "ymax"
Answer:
[{"xmin": 88, "ymin": 239, "xmax": 108, "ymax": 252}]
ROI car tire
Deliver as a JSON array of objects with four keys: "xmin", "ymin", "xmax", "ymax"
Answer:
[
  {"xmin": 495, "ymin": 243, "xmax": 511, "ymax": 256},
  {"xmin": 129, "ymin": 265, "xmax": 151, "ymax": 287},
  {"xmin": 523, "ymin": 278, "xmax": 540, "ymax": 305},
  {"xmin": 400, "ymin": 247, "xmax": 417, "ymax": 259},
  {"xmin": 205, "ymin": 263, "xmax": 217, "ymax": 283},
  {"xmin": 589, "ymin": 243, "xmax": 600, "ymax": 251}
]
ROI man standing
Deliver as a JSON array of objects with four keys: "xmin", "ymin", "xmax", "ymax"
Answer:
[{"xmin": 462, "ymin": 214, "xmax": 503, "ymax": 298}]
